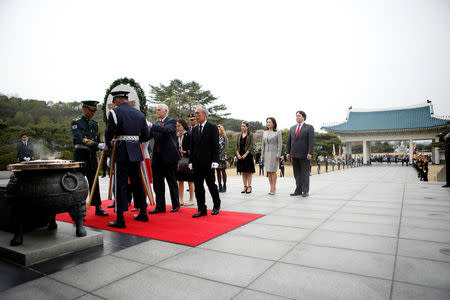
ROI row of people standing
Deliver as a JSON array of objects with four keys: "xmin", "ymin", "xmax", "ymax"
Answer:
[
  {"xmin": 235, "ymin": 111, "xmax": 313, "ymax": 197},
  {"xmin": 237, "ymin": 118, "xmax": 282, "ymax": 195},
  {"xmin": 72, "ymin": 94, "xmax": 223, "ymax": 229},
  {"xmin": 148, "ymin": 104, "xmax": 221, "ymax": 219},
  {"xmin": 176, "ymin": 117, "xmax": 229, "ymax": 207}
]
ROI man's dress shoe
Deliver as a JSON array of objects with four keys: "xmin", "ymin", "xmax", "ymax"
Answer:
[
  {"xmin": 192, "ymin": 211, "xmax": 207, "ymax": 218},
  {"xmin": 170, "ymin": 207, "xmax": 180, "ymax": 213},
  {"xmin": 302, "ymin": 193, "xmax": 309, "ymax": 197},
  {"xmin": 95, "ymin": 207, "xmax": 109, "ymax": 216},
  {"xmin": 134, "ymin": 213, "xmax": 149, "ymax": 222},
  {"xmin": 290, "ymin": 192, "xmax": 301, "ymax": 196},
  {"xmin": 211, "ymin": 208, "xmax": 220, "ymax": 215},
  {"xmin": 149, "ymin": 209, "xmax": 166, "ymax": 214},
  {"xmin": 108, "ymin": 220, "xmax": 126, "ymax": 228}
]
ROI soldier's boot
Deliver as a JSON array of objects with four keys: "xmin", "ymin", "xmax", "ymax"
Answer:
[
  {"xmin": 75, "ymin": 218, "xmax": 87, "ymax": 237},
  {"xmin": 109, "ymin": 212, "xmax": 126, "ymax": 228},
  {"xmin": 48, "ymin": 214, "xmax": 58, "ymax": 231},
  {"xmin": 10, "ymin": 223, "xmax": 23, "ymax": 246},
  {"xmin": 95, "ymin": 206, "xmax": 109, "ymax": 216}
]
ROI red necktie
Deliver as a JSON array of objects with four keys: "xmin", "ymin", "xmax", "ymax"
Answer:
[{"xmin": 295, "ymin": 124, "xmax": 300, "ymax": 138}]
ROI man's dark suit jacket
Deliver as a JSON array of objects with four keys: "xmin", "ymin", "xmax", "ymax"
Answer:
[
  {"xmin": 150, "ymin": 117, "xmax": 180, "ymax": 166},
  {"xmin": 286, "ymin": 123, "xmax": 314, "ymax": 159},
  {"xmin": 17, "ymin": 141, "xmax": 34, "ymax": 162},
  {"xmin": 189, "ymin": 122, "xmax": 219, "ymax": 170}
]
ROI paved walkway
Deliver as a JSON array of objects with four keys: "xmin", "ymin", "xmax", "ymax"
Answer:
[{"xmin": 1, "ymin": 166, "xmax": 450, "ymax": 299}]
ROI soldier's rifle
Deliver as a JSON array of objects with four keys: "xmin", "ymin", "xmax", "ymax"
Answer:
[{"xmin": 87, "ymin": 149, "xmax": 106, "ymax": 209}]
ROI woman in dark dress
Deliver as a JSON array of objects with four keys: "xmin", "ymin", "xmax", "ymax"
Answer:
[
  {"xmin": 176, "ymin": 119, "xmax": 194, "ymax": 206},
  {"xmin": 235, "ymin": 122, "xmax": 255, "ymax": 193}
]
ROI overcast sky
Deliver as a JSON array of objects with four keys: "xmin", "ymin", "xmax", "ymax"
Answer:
[{"xmin": 1, "ymin": 0, "xmax": 449, "ymax": 131}]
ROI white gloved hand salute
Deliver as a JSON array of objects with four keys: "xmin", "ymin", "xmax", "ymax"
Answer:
[
  {"xmin": 188, "ymin": 163, "xmax": 193, "ymax": 170},
  {"xmin": 98, "ymin": 143, "xmax": 106, "ymax": 150},
  {"xmin": 211, "ymin": 162, "xmax": 219, "ymax": 169}
]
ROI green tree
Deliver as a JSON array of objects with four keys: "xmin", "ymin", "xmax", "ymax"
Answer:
[
  {"xmin": 431, "ymin": 121, "xmax": 450, "ymax": 149},
  {"xmin": 221, "ymin": 118, "xmax": 265, "ymax": 132},
  {"xmin": 313, "ymin": 132, "xmax": 343, "ymax": 159},
  {"xmin": 351, "ymin": 144, "xmax": 363, "ymax": 154},
  {"xmin": 13, "ymin": 111, "xmax": 34, "ymax": 127},
  {"xmin": 149, "ymin": 79, "xmax": 228, "ymax": 123},
  {"xmin": 371, "ymin": 141, "xmax": 395, "ymax": 153}
]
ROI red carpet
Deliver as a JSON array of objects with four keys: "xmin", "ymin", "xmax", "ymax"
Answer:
[{"xmin": 56, "ymin": 200, "xmax": 264, "ymax": 246}]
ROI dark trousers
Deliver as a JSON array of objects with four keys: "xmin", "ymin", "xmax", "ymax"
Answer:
[
  {"xmin": 75, "ymin": 149, "xmax": 101, "ymax": 207},
  {"xmin": 292, "ymin": 158, "xmax": 310, "ymax": 194},
  {"xmin": 446, "ymin": 150, "xmax": 450, "ymax": 185},
  {"xmin": 152, "ymin": 162, "xmax": 179, "ymax": 211},
  {"xmin": 194, "ymin": 168, "xmax": 221, "ymax": 213},
  {"xmin": 115, "ymin": 161, "xmax": 147, "ymax": 213}
]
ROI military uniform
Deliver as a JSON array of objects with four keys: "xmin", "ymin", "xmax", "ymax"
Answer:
[
  {"xmin": 71, "ymin": 101, "xmax": 108, "ymax": 216},
  {"xmin": 105, "ymin": 91, "xmax": 150, "ymax": 228}
]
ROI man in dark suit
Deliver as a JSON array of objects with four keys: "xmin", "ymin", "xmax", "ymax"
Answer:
[
  {"xmin": 443, "ymin": 123, "xmax": 450, "ymax": 188},
  {"xmin": 286, "ymin": 110, "xmax": 314, "ymax": 197},
  {"xmin": 105, "ymin": 91, "xmax": 150, "ymax": 228},
  {"xmin": 148, "ymin": 104, "xmax": 180, "ymax": 214},
  {"xmin": 189, "ymin": 105, "xmax": 221, "ymax": 217},
  {"xmin": 17, "ymin": 133, "xmax": 34, "ymax": 162}
]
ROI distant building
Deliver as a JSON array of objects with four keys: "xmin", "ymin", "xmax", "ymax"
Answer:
[{"xmin": 321, "ymin": 101, "xmax": 449, "ymax": 164}]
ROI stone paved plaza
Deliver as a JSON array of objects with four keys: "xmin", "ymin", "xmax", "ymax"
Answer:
[{"xmin": 1, "ymin": 166, "xmax": 450, "ymax": 299}]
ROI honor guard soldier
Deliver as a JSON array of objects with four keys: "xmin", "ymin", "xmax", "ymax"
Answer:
[
  {"xmin": 71, "ymin": 100, "xmax": 109, "ymax": 217},
  {"xmin": 105, "ymin": 91, "xmax": 150, "ymax": 228}
]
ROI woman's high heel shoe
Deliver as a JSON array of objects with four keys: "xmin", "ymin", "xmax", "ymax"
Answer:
[
  {"xmin": 241, "ymin": 186, "xmax": 247, "ymax": 193},
  {"xmin": 246, "ymin": 186, "xmax": 252, "ymax": 194}
]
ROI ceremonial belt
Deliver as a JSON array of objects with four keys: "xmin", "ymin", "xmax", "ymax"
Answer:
[
  {"xmin": 75, "ymin": 144, "xmax": 90, "ymax": 150},
  {"xmin": 117, "ymin": 135, "xmax": 139, "ymax": 141}
]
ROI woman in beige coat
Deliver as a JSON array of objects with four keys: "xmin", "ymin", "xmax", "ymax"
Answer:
[{"xmin": 262, "ymin": 117, "xmax": 282, "ymax": 195}]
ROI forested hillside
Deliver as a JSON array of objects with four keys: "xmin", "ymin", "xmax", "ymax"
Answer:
[
  {"xmin": 0, "ymin": 94, "xmax": 105, "ymax": 169},
  {"xmin": 0, "ymin": 93, "xmax": 343, "ymax": 170},
  {"xmin": 0, "ymin": 94, "xmax": 264, "ymax": 169}
]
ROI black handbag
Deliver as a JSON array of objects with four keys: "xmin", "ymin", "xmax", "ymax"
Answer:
[{"xmin": 177, "ymin": 157, "xmax": 193, "ymax": 175}]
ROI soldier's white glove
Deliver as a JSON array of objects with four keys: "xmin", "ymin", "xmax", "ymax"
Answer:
[
  {"xmin": 211, "ymin": 162, "xmax": 219, "ymax": 169},
  {"xmin": 107, "ymin": 157, "xmax": 111, "ymax": 168},
  {"xmin": 188, "ymin": 163, "xmax": 193, "ymax": 170},
  {"xmin": 147, "ymin": 120, "xmax": 153, "ymax": 129},
  {"xmin": 24, "ymin": 157, "xmax": 30, "ymax": 161},
  {"xmin": 98, "ymin": 143, "xmax": 106, "ymax": 150}
]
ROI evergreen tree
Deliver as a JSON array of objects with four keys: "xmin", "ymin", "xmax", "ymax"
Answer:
[{"xmin": 149, "ymin": 79, "xmax": 228, "ymax": 123}]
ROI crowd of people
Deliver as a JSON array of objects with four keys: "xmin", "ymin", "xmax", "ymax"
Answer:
[
  {"xmin": 413, "ymin": 155, "xmax": 429, "ymax": 181},
  {"xmin": 16, "ymin": 94, "xmax": 450, "ymax": 228},
  {"xmin": 369, "ymin": 154, "xmax": 411, "ymax": 165},
  {"xmin": 60, "ymin": 93, "xmax": 317, "ymax": 228}
]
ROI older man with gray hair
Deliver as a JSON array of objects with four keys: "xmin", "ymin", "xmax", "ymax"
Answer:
[
  {"xmin": 189, "ymin": 105, "xmax": 221, "ymax": 217},
  {"xmin": 148, "ymin": 103, "xmax": 181, "ymax": 214}
]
